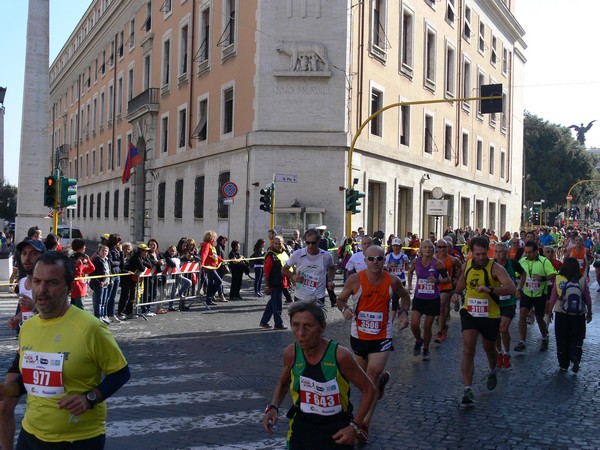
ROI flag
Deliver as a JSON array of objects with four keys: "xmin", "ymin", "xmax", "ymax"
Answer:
[{"xmin": 122, "ymin": 143, "xmax": 144, "ymax": 184}]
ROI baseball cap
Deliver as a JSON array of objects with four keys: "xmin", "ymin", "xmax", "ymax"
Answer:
[
  {"xmin": 138, "ymin": 243, "xmax": 150, "ymax": 251},
  {"xmin": 17, "ymin": 238, "xmax": 46, "ymax": 253},
  {"xmin": 315, "ymin": 225, "xmax": 327, "ymax": 231},
  {"xmin": 101, "ymin": 233, "xmax": 110, "ymax": 240},
  {"xmin": 391, "ymin": 238, "xmax": 402, "ymax": 246}
]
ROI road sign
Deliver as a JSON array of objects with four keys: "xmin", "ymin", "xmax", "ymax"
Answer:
[
  {"xmin": 566, "ymin": 195, "xmax": 573, "ymax": 201},
  {"xmin": 275, "ymin": 173, "xmax": 298, "ymax": 183},
  {"xmin": 426, "ymin": 199, "xmax": 449, "ymax": 216},
  {"xmin": 222, "ymin": 182, "xmax": 238, "ymax": 198},
  {"xmin": 223, "ymin": 197, "xmax": 234, "ymax": 205}
]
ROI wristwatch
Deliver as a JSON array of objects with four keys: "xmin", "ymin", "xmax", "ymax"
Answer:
[
  {"xmin": 84, "ymin": 391, "xmax": 98, "ymax": 409},
  {"xmin": 264, "ymin": 404, "xmax": 279, "ymax": 414}
]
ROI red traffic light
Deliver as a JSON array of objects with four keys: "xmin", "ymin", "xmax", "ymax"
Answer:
[{"xmin": 46, "ymin": 178, "xmax": 54, "ymax": 186}]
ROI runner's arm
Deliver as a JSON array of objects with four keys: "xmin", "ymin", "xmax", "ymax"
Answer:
[
  {"xmin": 337, "ymin": 274, "xmax": 359, "ymax": 320},
  {"xmin": 491, "ymin": 263, "xmax": 517, "ymax": 296}
]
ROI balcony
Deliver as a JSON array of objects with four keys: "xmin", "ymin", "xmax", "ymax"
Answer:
[{"xmin": 127, "ymin": 88, "xmax": 159, "ymax": 122}]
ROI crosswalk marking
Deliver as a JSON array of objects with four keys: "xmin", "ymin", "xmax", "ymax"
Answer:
[
  {"xmin": 195, "ymin": 437, "xmax": 287, "ymax": 449},
  {"xmin": 108, "ymin": 390, "xmax": 263, "ymax": 409}
]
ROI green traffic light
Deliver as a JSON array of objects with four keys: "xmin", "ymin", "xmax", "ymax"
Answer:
[{"xmin": 60, "ymin": 177, "xmax": 78, "ymax": 207}]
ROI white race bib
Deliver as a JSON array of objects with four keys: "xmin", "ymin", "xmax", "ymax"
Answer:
[
  {"xmin": 299, "ymin": 376, "xmax": 342, "ymax": 416},
  {"xmin": 417, "ymin": 278, "xmax": 435, "ymax": 294},
  {"xmin": 21, "ymin": 351, "xmax": 65, "ymax": 397},
  {"xmin": 467, "ymin": 297, "xmax": 489, "ymax": 317},
  {"xmin": 357, "ymin": 310, "xmax": 383, "ymax": 335},
  {"xmin": 525, "ymin": 277, "xmax": 540, "ymax": 291}
]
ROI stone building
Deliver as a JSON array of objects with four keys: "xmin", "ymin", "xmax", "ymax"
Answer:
[{"xmin": 49, "ymin": 0, "xmax": 526, "ymax": 249}]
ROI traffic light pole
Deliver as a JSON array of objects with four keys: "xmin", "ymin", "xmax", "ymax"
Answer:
[
  {"xmin": 52, "ymin": 168, "xmax": 60, "ymax": 234},
  {"xmin": 270, "ymin": 177, "xmax": 275, "ymax": 230},
  {"xmin": 345, "ymin": 93, "xmax": 502, "ymax": 237}
]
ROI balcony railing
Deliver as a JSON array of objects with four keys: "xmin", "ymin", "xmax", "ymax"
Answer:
[{"xmin": 127, "ymin": 88, "xmax": 159, "ymax": 120}]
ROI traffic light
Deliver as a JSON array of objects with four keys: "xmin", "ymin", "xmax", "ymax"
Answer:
[
  {"xmin": 259, "ymin": 185, "xmax": 273, "ymax": 212},
  {"xmin": 346, "ymin": 188, "xmax": 365, "ymax": 214},
  {"xmin": 60, "ymin": 177, "xmax": 78, "ymax": 207},
  {"xmin": 480, "ymin": 83, "xmax": 503, "ymax": 114},
  {"xmin": 44, "ymin": 176, "xmax": 57, "ymax": 208}
]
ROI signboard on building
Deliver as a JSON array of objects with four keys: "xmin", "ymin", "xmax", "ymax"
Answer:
[
  {"xmin": 426, "ymin": 199, "xmax": 448, "ymax": 216},
  {"xmin": 275, "ymin": 173, "xmax": 298, "ymax": 183}
]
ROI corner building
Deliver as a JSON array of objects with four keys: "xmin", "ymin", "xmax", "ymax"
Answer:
[{"xmin": 49, "ymin": 0, "xmax": 526, "ymax": 249}]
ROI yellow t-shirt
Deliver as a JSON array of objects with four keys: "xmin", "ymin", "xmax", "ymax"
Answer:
[
  {"xmin": 19, "ymin": 305, "xmax": 128, "ymax": 442},
  {"xmin": 462, "ymin": 259, "xmax": 501, "ymax": 319}
]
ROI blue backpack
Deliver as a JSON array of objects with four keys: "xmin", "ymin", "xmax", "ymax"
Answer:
[{"xmin": 559, "ymin": 278, "xmax": 586, "ymax": 315}]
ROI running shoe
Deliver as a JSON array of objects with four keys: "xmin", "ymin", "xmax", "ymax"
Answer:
[
  {"xmin": 514, "ymin": 341, "xmax": 526, "ymax": 352},
  {"xmin": 460, "ymin": 389, "xmax": 475, "ymax": 406},
  {"xmin": 205, "ymin": 298, "xmax": 217, "ymax": 306},
  {"xmin": 422, "ymin": 349, "xmax": 431, "ymax": 361},
  {"xmin": 502, "ymin": 354, "xmax": 512, "ymax": 370},
  {"xmin": 145, "ymin": 312, "xmax": 156, "ymax": 317},
  {"xmin": 259, "ymin": 323, "xmax": 272, "ymax": 329},
  {"xmin": 486, "ymin": 371, "xmax": 497, "ymax": 390},
  {"xmin": 540, "ymin": 338, "xmax": 549, "ymax": 352},
  {"xmin": 378, "ymin": 371, "xmax": 390, "ymax": 399},
  {"xmin": 434, "ymin": 331, "xmax": 443, "ymax": 344},
  {"xmin": 571, "ymin": 356, "xmax": 580, "ymax": 373},
  {"xmin": 496, "ymin": 353, "xmax": 504, "ymax": 368},
  {"xmin": 413, "ymin": 339, "xmax": 423, "ymax": 356},
  {"xmin": 526, "ymin": 315, "xmax": 535, "ymax": 325},
  {"xmin": 273, "ymin": 325, "xmax": 289, "ymax": 330},
  {"xmin": 441, "ymin": 326, "xmax": 448, "ymax": 341}
]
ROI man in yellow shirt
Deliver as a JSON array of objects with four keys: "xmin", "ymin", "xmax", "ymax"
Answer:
[{"xmin": 0, "ymin": 251, "xmax": 130, "ymax": 449}]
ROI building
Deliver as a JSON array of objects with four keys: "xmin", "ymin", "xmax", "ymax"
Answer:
[{"xmin": 49, "ymin": 0, "xmax": 526, "ymax": 250}]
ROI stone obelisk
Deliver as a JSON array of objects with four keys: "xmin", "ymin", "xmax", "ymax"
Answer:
[{"xmin": 16, "ymin": 0, "xmax": 50, "ymax": 240}]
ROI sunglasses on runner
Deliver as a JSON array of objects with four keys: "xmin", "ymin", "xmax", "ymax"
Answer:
[{"xmin": 366, "ymin": 256, "xmax": 385, "ymax": 261}]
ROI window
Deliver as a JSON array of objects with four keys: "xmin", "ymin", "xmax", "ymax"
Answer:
[
  {"xmin": 400, "ymin": 6, "xmax": 414, "ymax": 76},
  {"xmin": 477, "ymin": 69, "xmax": 485, "ymax": 118},
  {"xmin": 444, "ymin": 42, "xmax": 456, "ymax": 98},
  {"xmin": 143, "ymin": 54, "xmax": 151, "ymax": 91},
  {"xmin": 491, "ymin": 35, "xmax": 497, "ymax": 65},
  {"xmin": 194, "ymin": 176, "xmax": 205, "ymax": 219},
  {"xmin": 96, "ymin": 193, "xmax": 101, "ymax": 218},
  {"xmin": 99, "ymin": 91, "xmax": 105, "ymax": 127},
  {"xmin": 461, "ymin": 131, "xmax": 469, "ymax": 166},
  {"xmin": 476, "ymin": 139, "xmax": 483, "ymax": 171},
  {"xmin": 127, "ymin": 67, "xmax": 134, "ymax": 100},
  {"xmin": 370, "ymin": 87, "xmax": 383, "ymax": 137},
  {"xmin": 119, "ymin": 30, "xmax": 124, "ymax": 58},
  {"xmin": 222, "ymin": 87, "xmax": 234, "ymax": 135},
  {"xmin": 500, "ymin": 150, "xmax": 506, "ymax": 179},
  {"xmin": 162, "ymin": 0, "xmax": 172, "ymax": 15},
  {"xmin": 83, "ymin": 195, "xmax": 87, "ymax": 218},
  {"xmin": 489, "ymin": 144, "xmax": 495, "ymax": 175},
  {"xmin": 501, "ymin": 91, "xmax": 508, "ymax": 132},
  {"xmin": 162, "ymin": 38, "xmax": 171, "ymax": 86},
  {"xmin": 117, "ymin": 76, "xmax": 123, "ymax": 116},
  {"xmin": 179, "ymin": 24, "xmax": 189, "ymax": 77},
  {"xmin": 85, "ymin": 153, "xmax": 89, "ymax": 177},
  {"xmin": 116, "ymin": 137, "xmax": 122, "ymax": 167},
  {"xmin": 478, "ymin": 21, "xmax": 485, "ymax": 54},
  {"xmin": 161, "ymin": 115, "xmax": 169, "ymax": 153},
  {"xmin": 463, "ymin": 6, "xmax": 471, "ymax": 41},
  {"xmin": 462, "ymin": 56, "xmax": 471, "ymax": 111},
  {"xmin": 129, "ymin": 18, "xmax": 135, "ymax": 49},
  {"xmin": 489, "ymin": 78, "xmax": 498, "ymax": 126},
  {"xmin": 92, "ymin": 98, "xmax": 97, "ymax": 132},
  {"xmin": 178, "ymin": 106, "xmax": 187, "ymax": 148},
  {"xmin": 108, "ymin": 84, "xmax": 114, "ymax": 124},
  {"xmin": 371, "ymin": 0, "xmax": 388, "ymax": 56},
  {"xmin": 193, "ymin": 97, "xmax": 208, "ymax": 141},
  {"xmin": 104, "ymin": 191, "xmax": 110, "ymax": 218},
  {"xmin": 158, "ymin": 182, "xmax": 166, "ymax": 218},
  {"xmin": 113, "ymin": 190, "xmax": 119, "ymax": 218},
  {"xmin": 502, "ymin": 47, "xmax": 509, "ymax": 75},
  {"xmin": 424, "ymin": 113, "xmax": 434, "ymax": 154},
  {"xmin": 198, "ymin": 7, "xmax": 211, "ymax": 63},
  {"xmin": 424, "ymin": 25, "xmax": 436, "ymax": 89},
  {"xmin": 99, "ymin": 146, "xmax": 103, "ymax": 172},
  {"xmin": 174, "ymin": 179, "xmax": 183, "ymax": 219},
  {"xmin": 400, "ymin": 104, "xmax": 410, "ymax": 146},
  {"xmin": 107, "ymin": 141, "xmax": 113, "ymax": 171},
  {"xmin": 77, "ymin": 195, "xmax": 81, "ymax": 218},
  {"xmin": 444, "ymin": 123, "xmax": 453, "ymax": 160},
  {"xmin": 217, "ymin": 172, "xmax": 230, "ymax": 219},
  {"xmin": 446, "ymin": 0, "xmax": 455, "ymax": 24},
  {"xmin": 144, "ymin": 1, "xmax": 152, "ymax": 32},
  {"xmin": 223, "ymin": 0, "xmax": 236, "ymax": 47},
  {"xmin": 85, "ymin": 104, "xmax": 90, "ymax": 136},
  {"xmin": 123, "ymin": 188, "xmax": 130, "ymax": 218},
  {"xmin": 92, "ymin": 148, "xmax": 97, "ymax": 174},
  {"xmin": 89, "ymin": 193, "xmax": 94, "ymax": 218}
]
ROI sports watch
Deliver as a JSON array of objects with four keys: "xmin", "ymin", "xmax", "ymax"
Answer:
[{"xmin": 84, "ymin": 391, "xmax": 98, "ymax": 409}]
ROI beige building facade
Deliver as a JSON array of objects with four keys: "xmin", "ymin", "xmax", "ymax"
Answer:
[{"xmin": 49, "ymin": 0, "xmax": 526, "ymax": 249}]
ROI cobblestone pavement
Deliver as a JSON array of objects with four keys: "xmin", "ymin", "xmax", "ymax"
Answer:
[{"xmin": 1, "ymin": 275, "xmax": 600, "ymax": 449}]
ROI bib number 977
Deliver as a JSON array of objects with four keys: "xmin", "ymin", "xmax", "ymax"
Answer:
[{"xmin": 32, "ymin": 370, "xmax": 51, "ymax": 386}]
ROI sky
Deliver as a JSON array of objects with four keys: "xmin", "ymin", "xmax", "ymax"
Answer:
[{"xmin": 0, "ymin": 1, "xmax": 599, "ymax": 187}]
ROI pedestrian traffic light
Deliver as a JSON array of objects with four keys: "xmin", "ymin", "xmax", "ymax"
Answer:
[
  {"xmin": 60, "ymin": 177, "xmax": 78, "ymax": 207},
  {"xmin": 346, "ymin": 188, "xmax": 365, "ymax": 214},
  {"xmin": 44, "ymin": 176, "xmax": 57, "ymax": 208},
  {"xmin": 259, "ymin": 184, "xmax": 273, "ymax": 212}
]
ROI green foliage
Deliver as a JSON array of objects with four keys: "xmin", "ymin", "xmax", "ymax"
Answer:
[
  {"xmin": 524, "ymin": 112, "xmax": 599, "ymax": 208},
  {"xmin": 0, "ymin": 181, "xmax": 17, "ymax": 221}
]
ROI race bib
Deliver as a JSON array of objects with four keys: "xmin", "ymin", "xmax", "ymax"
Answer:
[
  {"xmin": 417, "ymin": 278, "xmax": 435, "ymax": 294},
  {"xmin": 577, "ymin": 258, "xmax": 585, "ymax": 269},
  {"xmin": 301, "ymin": 273, "xmax": 319, "ymax": 293},
  {"xmin": 21, "ymin": 351, "xmax": 65, "ymax": 397},
  {"xmin": 467, "ymin": 297, "xmax": 489, "ymax": 317},
  {"xmin": 21, "ymin": 311, "xmax": 35, "ymax": 324},
  {"xmin": 299, "ymin": 376, "xmax": 342, "ymax": 416},
  {"xmin": 388, "ymin": 265, "xmax": 403, "ymax": 275},
  {"xmin": 357, "ymin": 310, "xmax": 383, "ymax": 335},
  {"xmin": 499, "ymin": 294, "xmax": 511, "ymax": 301},
  {"xmin": 525, "ymin": 277, "xmax": 540, "ymax": 291}
]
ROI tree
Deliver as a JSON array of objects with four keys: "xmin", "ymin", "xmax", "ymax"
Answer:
[
  {"xmin": 0, "ymin": 181, "xmax": 17, "ymax": 222},
  {"xmin": 524, "ymin": 112, "xmax": 599, "ymax": 208}
]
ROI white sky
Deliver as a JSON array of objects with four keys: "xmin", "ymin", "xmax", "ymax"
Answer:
[{"xmin": 0, "ymin": 1, "xmax": 598, "ymax": 187}]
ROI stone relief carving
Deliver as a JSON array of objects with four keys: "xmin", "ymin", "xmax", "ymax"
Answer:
[{"xmin": 275, "ymin": 41, "xmax": 331, "ymax": 76}]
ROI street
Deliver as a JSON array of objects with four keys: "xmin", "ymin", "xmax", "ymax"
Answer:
[{"xmin": 1, "ymin": 274, "xmax": 600, "ymax": 449}]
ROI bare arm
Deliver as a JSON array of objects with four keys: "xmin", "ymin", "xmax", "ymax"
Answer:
[{"xmin": 337, "ymin": 274, "xmax": 360, "ymax": 321}]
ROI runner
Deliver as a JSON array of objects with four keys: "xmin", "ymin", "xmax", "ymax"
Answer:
[{"xmin": 434, "ymin": 239, "xmax": 462, "ymax": 344}]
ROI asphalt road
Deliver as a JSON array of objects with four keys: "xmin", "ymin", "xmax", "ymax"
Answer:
[{"xmin": 1, "ymin": 274, "xmax": 600, "ymax": 449}]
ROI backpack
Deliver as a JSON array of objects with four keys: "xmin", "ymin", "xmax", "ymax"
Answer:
[{"xmin": 559, "ymin": 278, "xmax": 586, "ymax": 315}]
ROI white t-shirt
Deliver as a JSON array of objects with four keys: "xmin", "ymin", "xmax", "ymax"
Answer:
[
  {"xmin": 286, "ymin": 248, "xmax": 333, "ymax": 301},
  {"xmin": 345, "ymin": 251, "xmax": 367, "ymax": 273}
]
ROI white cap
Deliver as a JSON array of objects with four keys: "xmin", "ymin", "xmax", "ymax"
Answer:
[
  {"xmin": 391, "ymin": 238, "xmax": 402, "ymax": 246},
  {"xmin": 315, "ymin": 225, "xmax": 327, "ymax": 231}
]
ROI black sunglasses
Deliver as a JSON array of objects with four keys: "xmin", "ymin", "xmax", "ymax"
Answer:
[
  {"xmin": 366, "ymin": 256, "xmax": 385, "ymax": 261},
  {"xmin": 306, "ymin": 241, "xmax": 318, "ymax": 245}
]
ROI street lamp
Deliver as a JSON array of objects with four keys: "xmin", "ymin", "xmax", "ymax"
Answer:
[{"xmin": 0, "ymin": 87, "xmax": 6, "ymax": 105}]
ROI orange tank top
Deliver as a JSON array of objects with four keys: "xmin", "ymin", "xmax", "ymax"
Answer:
[
  {"xmin": 570, "ymin": 247, "xmax": 587, "ymax": 275},
  {"xmin": 438, "ymin": 255, "xmax": 453, "ymax": 291},
  {"xmin": 351, "ymin": 271, "xmax": 393, "ymax": 341}
]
